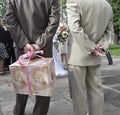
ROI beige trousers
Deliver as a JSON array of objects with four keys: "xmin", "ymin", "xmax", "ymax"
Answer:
[{"xmin": 68, "ymin": 65, "xmax": 104, "ymax": 115}]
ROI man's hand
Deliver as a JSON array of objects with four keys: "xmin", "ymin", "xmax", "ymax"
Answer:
[
  {"xmin": 93, "ymin": 44, "xmax": 106, "ymax": 56},
  {"xmin": 32, "ymin": 44, "xmax": 40, "ymax": 51},
  {"xmin": 95, "ymin": 44, "xmax": 104, "ymax": 50},
  {"xmin": 24, "ymin": 43, "xmax": 34, "ymax": 53},
  {"xmin": 93, "ymin": 49, "xmax": 106, "ymax": 56},
  {"xmin": 24, "ymin": 43, "xmax": 40, "ymax": 53}
]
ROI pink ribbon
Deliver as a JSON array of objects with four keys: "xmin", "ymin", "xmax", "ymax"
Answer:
[{"xmin": 18, "ymin": 51, "xmax": 44, "ymax": 94}]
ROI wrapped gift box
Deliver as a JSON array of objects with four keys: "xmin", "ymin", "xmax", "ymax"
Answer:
[{"xmin": 9, "ymin": 56, "xmax": 55, "ymax": 96}]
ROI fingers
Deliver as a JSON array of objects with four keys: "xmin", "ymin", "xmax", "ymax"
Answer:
[
  {"xmin": 95, "ymin": 44, "xmax": 104, "ymax": 50},
  {"xmin": 24, "ymin": 43, "xmax": 34, "ymax": 53},
  {"xmin": 93, "ymin": 49, "xmax": 106, "ymax": 57},
  {"xmin": 98, "ymin": 49, "xmax": 106, "ymax": 56},
  {"xmin": 24, "ymin": 43, "xmax": 40, "ymax": 53},
  {"xmin": 96, "ymin": 51, "xmax": 106, "ymax": 56},
  {"xmin": 32, "ymin": 44, "xmax": 40, "ymax": 51},
  {"xmin": 93, "ymin": 44, "xmax": 106, "ymax": 57}
]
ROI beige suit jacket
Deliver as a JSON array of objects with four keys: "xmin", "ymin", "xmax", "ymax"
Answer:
[
  {"xmin": 66, "ymin": 0, "xmax": 114, "ymax": 66},
  {"xmin": 6, "ymin": 0, "xmax": 59, "ymax": 57}
]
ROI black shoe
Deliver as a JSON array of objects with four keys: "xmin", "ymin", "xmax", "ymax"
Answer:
[{"xmin": 108, "ymin": 63, "xmax": 113, "ymax": 65}]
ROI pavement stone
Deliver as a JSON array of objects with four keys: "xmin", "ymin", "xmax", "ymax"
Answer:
[{"xmin": 0, "ymin": 57, "xmax": 120, "ymax": 115}]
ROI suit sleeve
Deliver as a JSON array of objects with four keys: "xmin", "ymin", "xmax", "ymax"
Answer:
[
  {"xmin": 66, "ymin": 0, "xmax": 96, "ymax": 54},
  {"xmin": 98, "ymin": 15, "xmax": 114, "ymax": 51},
  {"xmin": 35, "ymin": 0, "xmax": 60, "ymax": 49},
  {"xmin": 6, "ymin": 0, "xmax": 29, "ymax": 49}
]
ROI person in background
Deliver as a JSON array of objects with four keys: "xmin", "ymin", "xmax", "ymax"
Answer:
[
  {"xmin": 13, "ymin": 42, "xmax": 17, "ymax": 60},
  {"xmin": 0, "ymin": 17, "xmax": 9, "ymax": 75},
  {"xmin": 106, "ymin": 51, "xmax": 113, "ymax": 65},
  {"xmin": 53, "ymin": 34, "xmax": 68, "ymax": 77},
  {"xmin": 66, "ymin": 0, "xmax": 114, "ymax": 115},
  {"xmin": 4, "ymin": 31, "xmax": 16, "ymax": 71},
  {"xmin": 102, "ymin": 48, "xmax": 113, "ymax": 65},
  {"xmin": 6, "ymin": 0, "xmax": 59, "ymax": 115},
  {"xmin": 57, "ymin": 22, "xmax": 69, "ymax": 68}
]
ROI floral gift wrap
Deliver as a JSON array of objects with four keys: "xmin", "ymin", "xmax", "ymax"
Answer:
[{"xmin": 9, "ymin": 54, "xmax": 55, "ymax": 96}]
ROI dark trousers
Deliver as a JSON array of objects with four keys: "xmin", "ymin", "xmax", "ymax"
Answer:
[
  {"xmin": 106, "ymin": 51, "xmax": 113, "ymax": 64},
  {"xmin": 14, "ymin": 94, "xmax": 50, "ymax": 115}
]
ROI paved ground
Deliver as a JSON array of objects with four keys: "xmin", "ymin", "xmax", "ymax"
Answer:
[{"xmin": 0, "ymin": 57, "xmax": 120, "ymax": 115}]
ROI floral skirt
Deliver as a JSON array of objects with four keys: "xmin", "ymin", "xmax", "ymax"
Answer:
[{"xmin": 0, "ymin": 42, "xmax": 9, "ymax": 59}]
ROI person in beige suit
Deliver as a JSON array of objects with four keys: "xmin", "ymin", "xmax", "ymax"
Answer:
[
  {"xmin": 6, "ymin": 0, "xmax": 59, "ymax": 115},
  {"xmin": 66, "ymin": 0, "xmax": 114, "ymax": 115}
]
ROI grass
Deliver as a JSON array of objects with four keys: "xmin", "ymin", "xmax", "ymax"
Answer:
[{"xmin": 109, "ymin": 44, "xmax": 120, "ymax": 56}]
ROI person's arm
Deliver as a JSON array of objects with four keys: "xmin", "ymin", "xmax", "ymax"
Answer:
[
  {"xmin": 35, "ymin": 0, "xmax": 60, "ymax": 49},
  {"xmin": 98, "ymin": 15, "xmax": 114, "ymax": 51},
  {"xmin": 6, "ymin": 0, "xmax": 29, "ymax": 49},
  {"xmin": 66, "ymin": 0, "xmax": 96, "ymax": 54}
]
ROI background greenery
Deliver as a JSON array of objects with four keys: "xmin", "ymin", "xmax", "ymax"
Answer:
[
  {"xmin": 108, "ymin": 0, "xmax": 120, "ymax": 44},
  {"xmin": 109, "ymin": 0, "xmax": 120, "ymax": 35},
  {"xmin": 0, "ymin": 0, "xmax": 6, "ymax": 17},
  {"xmin": 109, "ymin": 44, "xmax": 120, "ymax": 56}
]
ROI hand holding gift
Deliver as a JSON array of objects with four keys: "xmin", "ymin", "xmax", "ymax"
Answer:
[{"xmin": 24, "ymin": 43, "xmax": 41, "ymax": 53}]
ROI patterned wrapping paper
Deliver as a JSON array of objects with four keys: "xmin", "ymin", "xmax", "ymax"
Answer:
[{"xmin": 9, "ymin": 57, "xmax": 55, "ymax": 96}]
